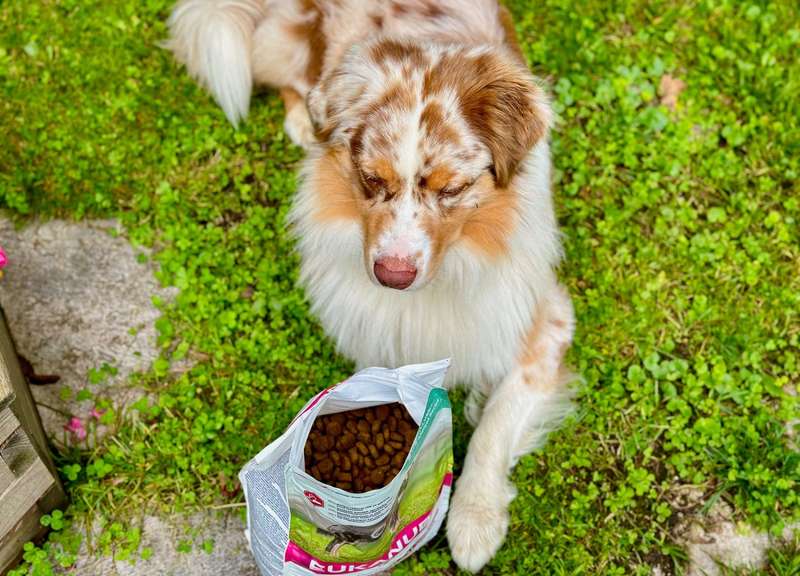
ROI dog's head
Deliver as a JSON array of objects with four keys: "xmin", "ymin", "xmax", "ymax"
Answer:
[{"xmin": 303, "ymin": 39, "xmax": 552, "ymax": 291}]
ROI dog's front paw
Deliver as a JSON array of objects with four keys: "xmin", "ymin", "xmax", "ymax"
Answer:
[
  {"xmin": 284, "ymin": 104, "xmax": 317, "ymax": 149},
  {"xmin": 446, "ymin": 483, "xmax": 510, "ymax": 573}
]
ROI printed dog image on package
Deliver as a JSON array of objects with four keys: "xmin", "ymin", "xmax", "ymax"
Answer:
[{"xmin": 239, "ymin": 359, "xmax": 453, "ymax": 575}]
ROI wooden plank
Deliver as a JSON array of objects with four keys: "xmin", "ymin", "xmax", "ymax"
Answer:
[
  {"xmin": 0, "ymin": 307, "xmax": 67, "ymax": 511},
  {"xmin": 0, "ymin": 335, "xmax": 11, "ymax": 409},
  {"xmin": 0, "ymin": 407, "xmax": 19, "ymax": 445},
  {"xmin": 0, "ymin": 503, "xmax": 46, "ymax": 576},
  {"xmin": 0, "ymin": 457, "xmax": 13, "ymax": 493},
  {"xmin": 0, "ymin": 458, "xmax": 54, "ymax": 536}
]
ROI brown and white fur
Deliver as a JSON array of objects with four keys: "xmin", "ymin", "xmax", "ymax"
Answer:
[{"xmin": 166, "ymin": 0, "xmax": 577, "ymax": 571}]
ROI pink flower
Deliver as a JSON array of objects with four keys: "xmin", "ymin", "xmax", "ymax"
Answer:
[
  {"xmin": 89, "ymin": 407, "xmax": 107, "ymax": 420},
  {"xmin": 64, "ymin": 417, "xmax": 87, "ymax": 440},
  {"xmin": 0, "ymin": 247, "xmax": 7, "ymax": 269}
]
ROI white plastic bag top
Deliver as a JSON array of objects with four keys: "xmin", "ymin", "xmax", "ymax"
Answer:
[{"xmin": 315, "ymin": 358, "xmax": 451, "ymax": 425}]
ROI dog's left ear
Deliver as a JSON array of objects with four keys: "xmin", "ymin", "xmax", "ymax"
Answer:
[{"xmin": 460, "ymin": 53, "xmax": 553, "ymax": 188}]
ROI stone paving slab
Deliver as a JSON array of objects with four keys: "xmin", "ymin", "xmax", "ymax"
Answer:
[
  {"xmin": 64, "ymin": 511, "xmax": 258, "ymax": 576},
  {"xmin": 0, "ymin": 218, "xmax": 175, "ymax": 442}
]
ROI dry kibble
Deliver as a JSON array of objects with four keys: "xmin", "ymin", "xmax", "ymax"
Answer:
[
  {"xmin": 370, "ymin": 469, "xmax": 385, "ymax": 485},
  {"xmin": 340, "ymin": 432, "xmax": 356, "ymax": 449},
  {"xmin": 303, "ymin": 403, "xmax": 417, "ymax": 493},
  {"xmin": 326, "ymin": 420, "xmax": 342, "ymax": 436}
]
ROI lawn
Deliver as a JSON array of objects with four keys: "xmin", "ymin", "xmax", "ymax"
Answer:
[{"xmin": 1, "ymin": 0, "xmax": 799, "ymax": 574}]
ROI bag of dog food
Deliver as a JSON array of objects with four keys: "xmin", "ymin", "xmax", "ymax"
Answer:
[{"xmin": 239, "ymin": 359, "xmax": 453, "ymax": 575}]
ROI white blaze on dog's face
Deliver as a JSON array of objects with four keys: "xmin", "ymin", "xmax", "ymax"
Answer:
[{"xmin": 306, "ymin": 39, "xmax": 551, "ymax": 290}]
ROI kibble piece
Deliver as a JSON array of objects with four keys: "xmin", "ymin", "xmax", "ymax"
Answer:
[
  {"xmin": 376, "ymin": 405, "xmax": 390, "ymax": 420},
  {"xmin": 375, "ymin": 454, "xmax": 390, "ymax": 467},
  {"xmin": 370, "ymin": 469, "xmax": 385, "ymax": 485},
  {"xmin": 346, "ymin": 420, "xmax": 359, "ymax": 434},
  {"xmin": 318, "ymin": 458, "xmax": 334, "ymax": 474},
  {"xmin": 326, "ymin": 420, "xmax": 342, "ymax": 436},
  {"xmin": 356, "ymin": 441, "xmax": 369, "ymax": 456},
  {"xmin": 368, "ymin": 444, "xmax": 379, "ymax": 458},
  {"xmin": 335, "ymin": 471, "xmax": 352, "ymax": 482},
  {"xmin": 388, "ymin": 416, "xmax": 397, "ymax": 431},
  {"xmin": 392, "ymin": 452, "xmax": 405, "ymax": 467},
  {"xmin": 340, "ymin": 432, "xmax": 356, "ymax": 449},
  {"xmin": 336, "ymin": 482, "xmax": 353, "ymax": 490},
  {"xmin": 376, "ymin": 434, "xmax": 384, "ymax": 449}
]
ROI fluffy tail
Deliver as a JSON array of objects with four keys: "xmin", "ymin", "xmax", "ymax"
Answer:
[{"xmin": 165, "ymin": 0, "xmax": 266, "ymax": 126}]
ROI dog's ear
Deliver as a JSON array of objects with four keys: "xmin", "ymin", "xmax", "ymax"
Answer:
[
  {"xmin": 306, "ymin": 44, "xmax": 374, "ymax": 143},
  {"xmin": 306, "ymin": 80, "xmax": 333, "ymax": 141},
  {"xmin": 459, "ymin": 53, "xmax": 552, "ymax": 188}
]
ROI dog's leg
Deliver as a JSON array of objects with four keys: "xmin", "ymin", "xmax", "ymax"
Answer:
[
  {"xmin": 280, "ymin": 88, "xmax": 317, "ymax": 149},
  {"xmin": 250, "ymin": 2, "xmax": 322, "ymax": 148},
  {"xmin": 447, "ymin": 285, "xmax": 576, "ymax": 572}
]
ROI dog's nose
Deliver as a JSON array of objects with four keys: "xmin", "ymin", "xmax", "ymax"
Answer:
[{"xmin": 374, "ymin": 256, "xmax": 417, "ymax": 290}]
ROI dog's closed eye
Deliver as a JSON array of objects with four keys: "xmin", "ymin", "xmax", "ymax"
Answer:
[
  {"xmin": 359, "ymin": 172, "xmax": 387, "ymax": 196},
  {"xmin": 439, "ymin": 182, "xmax": 471, "ymax": 197}
]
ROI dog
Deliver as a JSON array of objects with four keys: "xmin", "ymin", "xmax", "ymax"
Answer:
[{"xmin": 166, "ymin": 1, "xmax": 577, "ymax": 571}]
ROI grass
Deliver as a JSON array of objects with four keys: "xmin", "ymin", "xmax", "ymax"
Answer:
[{"xmin": 1, "ymin": 0, "xmax": 799, "ymax": 574}]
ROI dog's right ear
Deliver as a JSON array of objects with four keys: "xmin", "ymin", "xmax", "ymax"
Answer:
[
  {"xmin": 305, "ymin": 41, "xmax": 395, "ymax": 143},
  {"xmin": 306, "ymin": 80, "xmax": 332, "ymax": 141}
]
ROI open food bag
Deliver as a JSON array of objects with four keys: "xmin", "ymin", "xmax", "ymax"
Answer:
[{"xmin": 239, "ymin": 359, "xmax": 453, "ymax": 575}]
